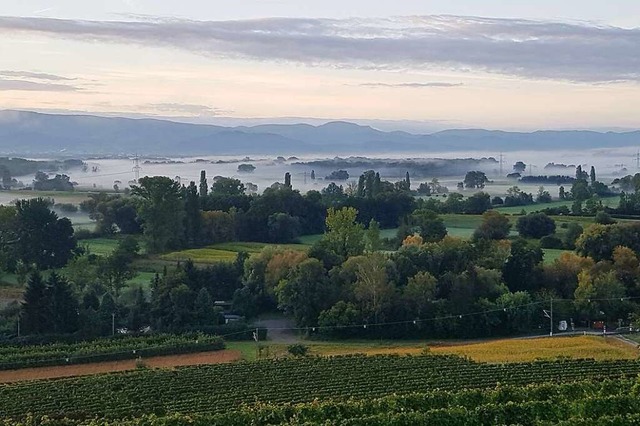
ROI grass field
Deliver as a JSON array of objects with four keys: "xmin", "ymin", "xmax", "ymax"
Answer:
[
  {"xmin": 79, "ymin": 238, "xmax": 121, "ymax": 256},
  {"xmin": 211, "ymin": 242, "xmax": 310, "ymax": 253},
  {"xmin": 443, "ymin": 214, "xmax": 484, "ymax": 239},
  {"xmin": 161, "ymin": 248, "xmax": 241, "ymax": 263},
  {"xmin": 495, "ymin": 197, "xmax": 620, "ymax": 214},
  {"xmin": 543, "ymin": 248, "xmax": 571, "ymax": 264},
  {"xmin": 298, "ymin": 234, "xmax": 322, "ymax": 245},
  {"xmin": 160, "ymin": 241, "xmax": 310, "ymax": 265},
  {"xmin": 0, "ymin": 190, "xmax": 92, "ymax": 206},
  {"xmin": 126, "ymin": 271, "xmax": 156, "ymax": 287}
]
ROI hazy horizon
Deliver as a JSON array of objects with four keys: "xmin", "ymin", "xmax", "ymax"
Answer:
[{"xmin": 3, "ymin": 108, "xmax": 640, "ymax": 135}]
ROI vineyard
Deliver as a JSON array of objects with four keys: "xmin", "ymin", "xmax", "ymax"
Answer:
[
  {"xmin": 4, "ymin": 379, "xmax": 640, "ymax": 425},
  {"xmin": 0, "ymin": 334, "xmax": 224, "ymax": 370},
  {"xmin": 2, "ymin": 354, "xmax": 640, "ymax": 422}
]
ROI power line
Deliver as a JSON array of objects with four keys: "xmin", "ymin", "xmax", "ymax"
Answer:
[
  {"xmin": 70, "ymin": 171, "xmax": 133, "ymax": 181},
  {"xmin": 248, "ymin": 296, "xmax": 640, "ymax": 334}
]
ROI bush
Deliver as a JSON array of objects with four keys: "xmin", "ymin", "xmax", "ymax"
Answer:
[
  {"xmin": 563, "ymin": 223, "xmax": 584, "ymax": 250},
  {"xmin": 491, "ymin": 196, "xmax": 504, "ymax": 205},
  {"xmin": 595, "ymin": 211, "xmax": 616, "ymax": 225},
  {"xmin": 516, "ymin": 213, "xmax": 556, "ymax": 239},
  {"xmin": 540, "ymin": 235, "xmax": 564, "ymax": 249},
  {"xmin": 287, "ymin": 344, "xmax": 309, "ymax": 357}
]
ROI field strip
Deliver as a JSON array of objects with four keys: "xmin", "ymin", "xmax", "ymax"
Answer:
[{"xmin": 0, "ymin": 349, "xmax": 241, "ymax": 383}]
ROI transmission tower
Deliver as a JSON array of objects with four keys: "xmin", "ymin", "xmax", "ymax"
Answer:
[
  {"xmin": 635, "ymin": 150, "xmax": 640, "ymax": 169},
  {"xmin": 499, "ymin": 152, "xmax": 505, "ymax": 176},
  {"xmin": 132, "ymin": 154, "xmax": 141, "ymax": 182}
]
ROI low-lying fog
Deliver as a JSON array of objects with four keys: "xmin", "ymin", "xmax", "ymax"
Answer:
[{"xmin": 7, "ymin": 147, "xmax": 640, "ymax": 202}]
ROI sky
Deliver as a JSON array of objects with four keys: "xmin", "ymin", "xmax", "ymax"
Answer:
[{"xmin": 0, "ymin": 1, "xmax": 639, "ymax": 131}]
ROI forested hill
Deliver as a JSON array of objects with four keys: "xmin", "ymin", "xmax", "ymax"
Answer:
[{"xmin": 1, "ymin": 110, "xmax": 639, "ymax": 156}]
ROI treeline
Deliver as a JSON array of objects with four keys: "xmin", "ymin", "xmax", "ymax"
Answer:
[
  {"xmin": 15, "ymin": 254, "xmax": 251, "ymax": 338},
  {"xmin": 78, "ymin": 165, "xmax": 626, "ymax": 256},
  {"xmin": 519, "ymin": 175, "xmax": 576, "ymax": 185},
  {"xmin": 80, "ymin": 172, "xmax": 418, "ymax": 252},
  {"xmin": 0, "ymin": 157, "xmax": 84, "ymax": 190},
  {"xmin": 295, "ymin": 157, "xmax": 499, "ymax": 178},
  {"xmin": 227, "ymin": 208, "xmax": 640, "ymax": 339}
]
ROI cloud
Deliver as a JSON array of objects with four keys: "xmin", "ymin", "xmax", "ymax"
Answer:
[
  {"xmin": 148, "ymin": 103, "xmax": 232, "ymax": 115},
  {"xmin": 0, "ymin": 78, "xmax": 80, "ymax": 92},
  {"xmin": 358, "ymin": 82, "xmax": 464, "ymax": 88},
  {"xmin": 0, "ymin": 70, "xmax": 75, "ymax": 81},
  {"xmin": 0, "ymin": 15, "xmax": 639, "ymax": 83}
]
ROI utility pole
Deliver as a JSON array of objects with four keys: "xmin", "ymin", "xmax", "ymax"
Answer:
[
  {"xmin": 550, "ymin": 298, "xmax": 554, "ymax": 337},
  {"xmin": 16, "ymin": 317, "xmax": 20, "ymax": 337},
  {"xmin": 132, "ymin": 154, "xmax": 141, "ymax": 182},
  {"xmin": 112, "ymin": 313, "xmax": 116, "ymax": 336},
  {"xmin": 253, "ymin": 327, "xmax": 260, "ymax": 359}
]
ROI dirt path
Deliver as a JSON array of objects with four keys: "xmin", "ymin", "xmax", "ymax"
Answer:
[
  {"xmin": 0, "ymin": 349, "xmax": 242, "ymax": 384},
  {"xmin": 614, "ymin": 334, "xmax": 640, "ymax": 349},
  {"xmin": 254, "ymin": 318, "xmax": 300, "ymax": 344}
]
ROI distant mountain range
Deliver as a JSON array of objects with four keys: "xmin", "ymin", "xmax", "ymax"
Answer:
[{"xmin": 0, "ymin": 110, "xmax": 638, "ymax": 156}]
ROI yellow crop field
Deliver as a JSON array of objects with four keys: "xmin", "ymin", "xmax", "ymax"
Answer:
[
  {"xmin": 159, "ymin": 242, "xmax": 309, "ymax": 264},
  {"xmin": 284, "ymin": 336, "xmax": 638, "ymax": 363},
  {"xmin": 430, "ymin": 336, "xmax": 638, "ymax": 363},
  {"xmin": 160, "ymin": 248, "xmax": 238, "ymax": 263}
]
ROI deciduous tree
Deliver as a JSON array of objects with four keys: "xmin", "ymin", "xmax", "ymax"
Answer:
[{"xmin": 131, "ymin": 176, "xmax": 184, "ymax": 253}]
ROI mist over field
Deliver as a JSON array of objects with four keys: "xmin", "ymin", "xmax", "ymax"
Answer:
[{"xmin": 5, "ymin": 147, "xmax": 632, "ymax": 196}]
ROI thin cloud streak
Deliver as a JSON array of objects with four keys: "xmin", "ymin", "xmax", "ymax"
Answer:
[
  {"xmin": 358, "ymin": 82, "xmax": 464, "ymax": 88},
  {"xmin": 149, "ymin": 103, "xmax": 232, "ymax": 115},
  {"xmin": 0, "ymin": 70, "xmax": 75, "ymax": 81},
  {"xmin": 0, "ymin": 78, "xmax": 80, "ymax": 92},
  {"xmin": 0, "ymin": 15, "xmax": 639, "ymax": 82}
]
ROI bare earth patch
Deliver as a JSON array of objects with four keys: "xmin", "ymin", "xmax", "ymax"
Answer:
[{"xmin": 0, "ymin": 350, "xmax": 242, "ymax": 383}]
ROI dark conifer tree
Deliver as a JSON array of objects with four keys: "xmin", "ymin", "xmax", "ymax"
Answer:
[
  {"xmin": 199, "ymin": 170, "xmax": 208, "ymax": 198},
  {"xmin": 45, "ymin": 272, "xmax": 79, "ymax": 334},
  {"xmin": 194, "ymin": 287, "xmax": 216, "ymax": 326},
  {"xmin": 128, "ymin": 286, "xmax": 149, "ymax": 331},
  {"xmin": 21, "ymin": 271, "xmax": 49, "ymax": 334},
  {"xmin": 184, "ymin": 181, "xmax": 201, "ymax": 246}
]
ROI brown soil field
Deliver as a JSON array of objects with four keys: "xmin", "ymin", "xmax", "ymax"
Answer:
[{"xmin": 0, "ymin": 349, "xmax": 242, "ymax": 383}]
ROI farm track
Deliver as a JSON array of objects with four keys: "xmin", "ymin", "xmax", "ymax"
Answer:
[{"xmin": 0, "ymin": 349, "xmax": 241, "ymax": 383}]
